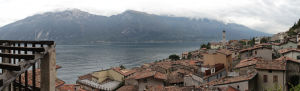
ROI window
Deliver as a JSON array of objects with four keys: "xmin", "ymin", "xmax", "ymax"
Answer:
[
  {"xmin": 254, "ymin": 51, "xmax": 257, "ymax": 55},
  {"xmin": 297, "ymin": 56, "xmax": 300, "ymax": 60},
  {"xmin": 273, "ymin": 75, "xmax": 278, "ymax": 83},
  {"xmin": 143, "ymin": 79, "xmax": 147, "ymax": 83},
  {"xmin": 268, "ymin": 70, "xmax": 272, "ymax": 73},
  {"xmin": 263, "ymin": 75, "xmax": 268, "ymax": 83}
]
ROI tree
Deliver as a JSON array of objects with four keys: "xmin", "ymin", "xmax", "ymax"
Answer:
[
  {"xmin": 169, "ymin": 54, "xmax": 180, "ymax": 61},
  {"xmin": 187, "ymin": 52, "xmax": 192, "ymax": 59},
  {"xmin": 206, "ymin": 42, "xmax": 211, "ymax": 49},
  {"xmin": 290, "ymin": 83, "xmax": 300, "ymax": 91},
  {"xmin": 239, "ymin": 40, "xmax": 246, "ymax": 45},
  {"xmin": 120, "ymin": 65, "xmax": 126, "ymax": 69},
  {"xmin": 267, "ymin": 84, "xmax": 282, "ymax": 91},
  {"xmin": 201, "ymin": 44, "xmax": 207, "ymax": 49},
  {"xmin": 261, "ymin": 37, "xmax": 268, "ymax": 43},
  {"xmin": 248, "ymin": 37, "xmax": 255, "ymax": 46}
]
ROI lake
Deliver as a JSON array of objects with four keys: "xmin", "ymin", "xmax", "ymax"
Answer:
[{"xmin": 56, "ymin": 42, "xmax": 204, "ymax": 83}]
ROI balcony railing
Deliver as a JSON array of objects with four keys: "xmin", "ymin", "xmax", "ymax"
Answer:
[{"xmin": 0, "ymin": 40, "xmax": 56, "ymax": 91}]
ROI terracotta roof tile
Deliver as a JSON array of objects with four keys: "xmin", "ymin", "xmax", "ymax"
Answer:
[
  {"xmin": 131, "ymin": 71, "xmax": 167, "ymax": 80},
  {"xmin": 234, "ymin": 57, "xmax": 262, "ymax": 69},
  {"xmin": 217, "ymin": 49, "xmax": 232, "ymax": 55},
  {"xmin": 117, "ymin": 85, "xmax": 137, "ymax": 91},
  {"xmin": 58, "ymin": 84, "xmax": 86, "ymax": 91},
  {"xmin": 255, "ymin": 59, "xmax": 286, "ymax": 71},
  {"xmin": 207, "ymin": 71, "xmax": 257, "ymax": 86},
  {"xmin": 227, "ymin": 86, "xmax": 239, "ymax": 91},
  {"xmin": 278, "ymin": 48, "xmax": 300, "ymax": 54},
  {"xmin": 239, "ymin": 46, "xmax": 270, "ymax": 53},
  {"xmin": 146, "ymin": 85, "xmax": 165, "ymax": 91},
  {"xmin": 20, "ymin": 69, "xmax": 65, "ymax": 88},
  {"xmin": 112, "ymin": 67, "xmax": 136, "ymax": 76}
]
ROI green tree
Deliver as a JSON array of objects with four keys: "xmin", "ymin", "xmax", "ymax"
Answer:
[
  {"xmin": 267, "ymin": 84, "xmax": 282, "ymax": 91},
  {"xmin": 187, "ymin": 52, "xmax": 192, "ymax": 59},
  {"xmin": 248, "ymin": 37, "xmax": 255, "ymax": 46},
  {"xmin": 239, "ymin": 40, "xmax": 246, "ymax": 45},
  {"xmin": 201, "ymin": 44, "xmax": 207, "ymax": 49},
  {"xmin": 290, "ymin": 83, "xmax": 300, "ymax": 91},
  {"xmin": 261, "ymin": 37, "xmax": 268, "ymax": 43},
  {"xmin": 120, "ymin": 65, "xmax": 126, "ymax": 69},
  {"xmin": 169, "ymin": 54, "xmax": 180, "ymax": 61},
  {"xmin": 206, "ymin": 42, "xmax": 211, "ymax": 49}
]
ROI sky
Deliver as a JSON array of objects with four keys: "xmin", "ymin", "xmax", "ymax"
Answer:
[{"xmin": 0, "ymin": 0, "xmax": 300, "ymax": 34}]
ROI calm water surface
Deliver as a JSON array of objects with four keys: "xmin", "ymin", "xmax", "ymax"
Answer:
[{"xmin": 56, "ymin": 42, "xmax": 204, "ymax": 83}]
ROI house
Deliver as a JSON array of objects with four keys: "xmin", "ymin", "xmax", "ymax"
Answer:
[
  {"xmin": 125, "ymin": 71, "xmax": 167, "ymax": 91},
  {"xmin": 239, "ymin": 46, "xmax": 272, "ymax": 61},
  {"xmin": 208, "ymin": 71, "xmax": 257, "ymax": 91},
  {"xmin": 210, "ymin": 42, "xmax": 223, "ymax": 49},
  {"xmin": 272, "ymin": 41, "xmax": 297, "ymax": 51},
  {"xmin": 203, "ymin": 64, "xmax": 227, "ymax": 83},
  {"xmin": 234, "ymin": 57, "xmax": 262, "ymax": 75},
  {"xmin": 278, "ymin": 48, "xmax": 300, "ymax": 60},
  {"xmin": 203, "ymin": 49, "xmax": 233, "ymax": 71},
  {"xmin": 255, "ymin": 37, "xmax": 261, "ymax": 44},
  {"xmin": 181, "ymin": 52, "xmax": 189, "ymax": 59},
  {"xmin": 276, "ymin": 56, "xmax": 300, "ymax": 90},
  {"xmin": 166, "ymin": 69, "xmax": 191, "ymax": 86},
  {"xmin": 184, "ymin": 74, "xmax": 203, "ymax": 86},
  {"xmin": 255, "ymin": 58, "xmax": 287, "ymax": 91},
  {"xmin": 151, "ymin": 61, "xmax": 172, "ymax": 74},
  {"xmin": 76, "ymin": 67, "xmax": 136, "ymax": 91},
  {"xmin": 271, "ymin": 32, "xmax": 286, "ymax": 43},
  {"xmin": 232, "ymin": 56, "xmax": 300, "ymax": 91}
]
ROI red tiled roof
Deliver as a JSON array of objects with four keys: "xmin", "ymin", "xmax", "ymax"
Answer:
[
  {"xmin": 208, "ymin": 71, "xmax": 257, "ymax": 86},
  {"xmin": 217, "ymin": 49, "xmax": 232, "ymax": 56},
  {"xmin": 272, "ymin": 40, "xmax": 297, "ymax": 46},
  {"xmin": 20, "ymin": 69, "xmax": 65, "ymax": 88},
  {"xmin": 58, "ymin": 84, "xmax": 86, "ymax": 91},
  {"xmin": 278, "ymin": 48, "xmax": 300, "ymax": 54},
  {"xmin": 131, "ymin": 71, "xmax": 167, "ymax": 80},
  {"xmin": 227, "ymin": 86, "xmax": 239, "ymax": 91},
  {"xmin": 78, "ymin": 74, "xmax": 93, "ymax": 80},
  {"xmin": 112, "ymin": 67, "xmax": 136, "ymax": 76},
  {"xmin": 275, "ymin": 56, "xmax": 300, "ymax": 64},
  {"xmin": 234, "ymin": 57, "xmax": 262, "ymax": 69},
  {"xmin": 255, "ymin": 59, "xmax": 286, "ymax": 71},
  {"xmin": 239, "ymin": 46, "xmax": 270, "ymax": 53},
  {"xmin": 146, "ymin": 85, "xmax": 165, "ymax": 91},
  {"xmin": 154, "ymin": 72, "xmax": 167, "ymax": 80},
  {"xmin": 117, "ymin": 85, "xmax": 137, "ymax": 91}
]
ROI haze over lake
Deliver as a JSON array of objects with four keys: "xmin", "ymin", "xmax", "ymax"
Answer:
[{"xmin": 56, "ymin": 42, "xmax": 204, "ymax": 83}]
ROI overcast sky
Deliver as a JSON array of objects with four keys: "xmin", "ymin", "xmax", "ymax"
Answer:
[{"xmin": 0, "ymin": 0, "xmax": 300, "ymax": 34}]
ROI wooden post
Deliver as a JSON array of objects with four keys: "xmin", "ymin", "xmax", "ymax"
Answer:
[
  {"xmin": 2, "ymin": 42, "xmax": 10, "ymax": 91},
  {"xmin": 40, "ymin": 44, "xmax": 56, "ymax": 91}
]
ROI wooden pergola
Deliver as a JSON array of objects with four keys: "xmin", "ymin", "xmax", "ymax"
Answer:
[{"xmin": 0, "ymin": 40, "xmax": 56, "ymax": 91}]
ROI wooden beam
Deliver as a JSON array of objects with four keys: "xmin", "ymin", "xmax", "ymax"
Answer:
[
  {"xmin": 0, "ymin": 53, "xmax": 35, "ymax": 60},
  {"xmin": 0, "ymin": 40, "xmax": 54, "ymax": 45},
  {"xmin": 0, "ymin": 46, "xmax": 45, "ymax": 52},
  {"xmin": 0, "ymin": 63, "xmax": 21, "ymax": 71}
]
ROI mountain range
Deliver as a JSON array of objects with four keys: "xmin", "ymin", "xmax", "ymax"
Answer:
[{"xmin": 0, "ymin": 9, "xmax": 270, "ymax": 44}]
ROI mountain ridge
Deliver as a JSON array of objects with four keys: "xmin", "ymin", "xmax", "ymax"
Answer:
[{"xmin": 0, "ymin": 9, "xmax": 270, "ymax": 44}]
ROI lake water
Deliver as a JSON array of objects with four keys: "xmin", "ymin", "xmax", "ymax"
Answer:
[{"xmin": 56, "ymin": 42, "xmax": 204, "ymax": 83}]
